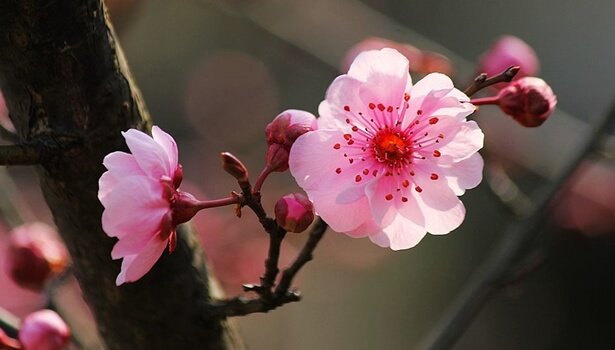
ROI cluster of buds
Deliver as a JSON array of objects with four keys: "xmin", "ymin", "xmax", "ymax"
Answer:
[
  {"xmin": 472, "ymin": 36, "xmax": 557, "ymax": 127},
  {"xmin": 4, "ymin": 223, "xmax": 69, "ymax": 291}
]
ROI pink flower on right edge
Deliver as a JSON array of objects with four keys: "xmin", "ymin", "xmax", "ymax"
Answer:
[{"xmin": 289, "ymin": 48, "xmax": 484, "ymax": 250}]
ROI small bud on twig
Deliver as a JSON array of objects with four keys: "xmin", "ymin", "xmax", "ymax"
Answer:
[
  {"xmin": 19, "ymin": 310, "xmax": 70, "ymax": 350},
  {"xmin": 274, "ymin": 193, "xmax": 315, "ymax": 233},
  {"xmin": 497, "ymin": 77, "xmax": 557, "ymax": 127},
  {"xmin": 221, "ymin": 152, "xmax": 249, "ymax": 183}
]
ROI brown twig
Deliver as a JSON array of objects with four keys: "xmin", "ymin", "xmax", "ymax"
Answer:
[
  {"xmin": 274, "ymin": 217, "xmax": 328, "ymax": 297},
  {"xmin": 464, "ymin": 66, "xmax": 520, "ymax": 97},
  {"xmin": 235, "ymin": 174, "xmax": 287, "ymax": 298},
  {"xmin": 209, "ymin": 217, "xmax": 328, "ymax": 318}
]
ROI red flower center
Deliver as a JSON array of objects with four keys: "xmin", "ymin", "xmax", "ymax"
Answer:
[{"xmin": 373, "ymin": 130, "xmax": 409, "ymax": 165}]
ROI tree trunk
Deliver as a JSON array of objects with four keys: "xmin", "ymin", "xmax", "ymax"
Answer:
[{"xmin": 0, "ymin": 1, "xmax": 243, "ymax": 349}]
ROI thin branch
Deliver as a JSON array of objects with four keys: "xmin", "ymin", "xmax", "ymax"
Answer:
[
  {"xmin": 207, "ymin": 292, "xmax": 301, "ymax": 318},
  {"xmin": 234, "ymin": 173, "xmax": 287, "ymax": 298},
  {"xmin": 464, "ymin": 66, "xmax": 520, "ymax": 97},
  {"xmin": 419, "ymin": 97, "xmax": 615, "ymax": 350},
  {"xmin": 0, "ymin": 144, "xmax": 40, "ymax": 166},
  {"xmin": 209, "ymin": 217, "xmax": 328, "ymax": 318},
  {"xmin": 274, "ymin": 217, "xmax": 328, "ymax": 297}
]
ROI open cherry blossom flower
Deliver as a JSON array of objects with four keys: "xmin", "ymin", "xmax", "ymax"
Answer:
[
  {"xmin": 289, "ymin": 48, "xmax": 484, "ymax": 250},
  {"xmin": 99, "ymin": 126, "xmax": 202, "ymax": 285}
]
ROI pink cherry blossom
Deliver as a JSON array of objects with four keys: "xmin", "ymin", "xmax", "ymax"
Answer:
[
  {"xmin": 289, "ymin": 48, "xmax": 484, "ymax": 250},
  {"xmin": 99, "ymin": 126, "xmax": 199, "ymax": 285}
]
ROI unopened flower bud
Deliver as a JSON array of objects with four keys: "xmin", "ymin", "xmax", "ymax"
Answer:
[
  {"xmin": 275, "ymin": 193, "xmax": 315, "ymax": 233},
  {"xmin": 265, "ymin": 110, "xmax": 316, "ymax": 172},
  {"xmin": 497, "ymin": 77, "xmax": 557, "ymax": 127},
  {"xmin": 19, "ymin": 310, "xmax": 70, "ymax": 350},
  {"xmin": 4, "ymin": 223, "xmax": 69, "ymax": 291},
  {"xmin": 265, "ymin": 143, "xmax": 290, "ymax": 172},
  {"xmin": 479, "ymin": 36, "xmax": 539, "ymax": 86},
  {"xmin": 221, "ymin": 152, "xmax": 249, "ymax": 183}
]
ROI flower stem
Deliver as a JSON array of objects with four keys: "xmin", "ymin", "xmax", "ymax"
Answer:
[
  {"xmin": 252, "ymin": 166, "xmax": 273, "ymax": 194},
  {"xmin": 419, "ymin": 97, "xmax": 615, "ymax": 350},
  {"xmin": 469, "ymin": 96, "xmax": 500, "ymax": 106},
  {"xmin": 195, "ymin": 196, "xmax": 243, "ymax": 210}
]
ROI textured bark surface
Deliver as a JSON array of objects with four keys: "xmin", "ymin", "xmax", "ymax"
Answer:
[{"xmin": 0, "ymin": 1, "xmax": 242, "ymax": 349}]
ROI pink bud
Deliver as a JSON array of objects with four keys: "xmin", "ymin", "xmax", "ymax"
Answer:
[
  {"xmin": 19, "ymin": 310, "xmax": 70, "ymax": 350},
  {"xmin": 4, "ymin": 223, "xmax": 69, "ymax": 291},
  {"xmin": 479, "ymin": 36, "xmax": 540, "ymax": 85},
  {"xmin": 497, "ymin": 77, "xmax": 557, "ymax": 127},
  {"xmin": 274, "ymin": 193, "xmax": 315, "ymax": 233},
  {"xmin": 265, "ymin": 110, "xmax": 316, "ymax": 172},
  {"xmin": 265, "ymin": 143, "xmax": 290, "ymax": 172}
]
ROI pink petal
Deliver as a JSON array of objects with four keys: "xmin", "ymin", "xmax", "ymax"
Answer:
[
  {"xmin": 98, "ymin": 171, "xmax": 118, "ymax": 202},
  {"xmin": 409, "ymin": 73, "xmax": 455, "ymax": 99},
  {"xmin": 410, "ymin": 173, "xmax": 466, "ymax": 235},
  {"xmin": 101, "ymin": 176, "xmax": 169, "ymax": 238},
  {"xmin": 115, "ymin": 235, "xmax": 168, "ymax": 285},
  {"xmin": 365, "ymin": 176, "xmax": 401, "ymax": 227},
  {"xmin": 151, "ymin": 126, "xmax": 179, "ymax": 174},
  {"xmin": 102, "ymin": 151, "xmax": 144, "ymax": 177},
  {"xmin": 406, "ymin": 73, "xmax": 474, "ymax": 125},
  {"xmin": 369, "ymin": 213, "xmax": 428, "ymax": 250},
  {"xmin": 318, "ymin": 76, "xmax": 368, "ymax": 130},
  {"xmin": 309, "ymin": 188, "xmax": 372, "ymax": 233},
  {"xmin": 347, "ymin": 48, "xmax": 411, "ymax": 107},
  {"xmin": 98, "ymin": 152, "xmax": 145, "ymax": 201},
  {"xmin": 110, "ymin": 221, "xmax": 163, "ymax": 260},
  {"xmin": 438, "ymin": 121, "xmax": 484, "ymax": 162},
  {"xmin": 289, "ymin": 129, "xmax": 374, "ymax": 191},
  {"xmin": 122, "ymin": 129, "xmax": 171, "ymax": 180},
  {"xmin": 444, "ymin": 153, "xmax": 484, "ymax": 195},
  {"xmin": 345, "ymin": 219, "xmax": 379, "ymax": 238}
]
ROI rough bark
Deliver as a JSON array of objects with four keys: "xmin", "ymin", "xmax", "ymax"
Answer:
[{"xmin": 0, "ymin": 1, "xmax": 243, "ymax": 349}]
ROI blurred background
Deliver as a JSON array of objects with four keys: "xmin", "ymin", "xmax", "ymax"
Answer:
[{"xmin": 2, "ymin": 0, "xmax": 615, "ymax": 349}]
